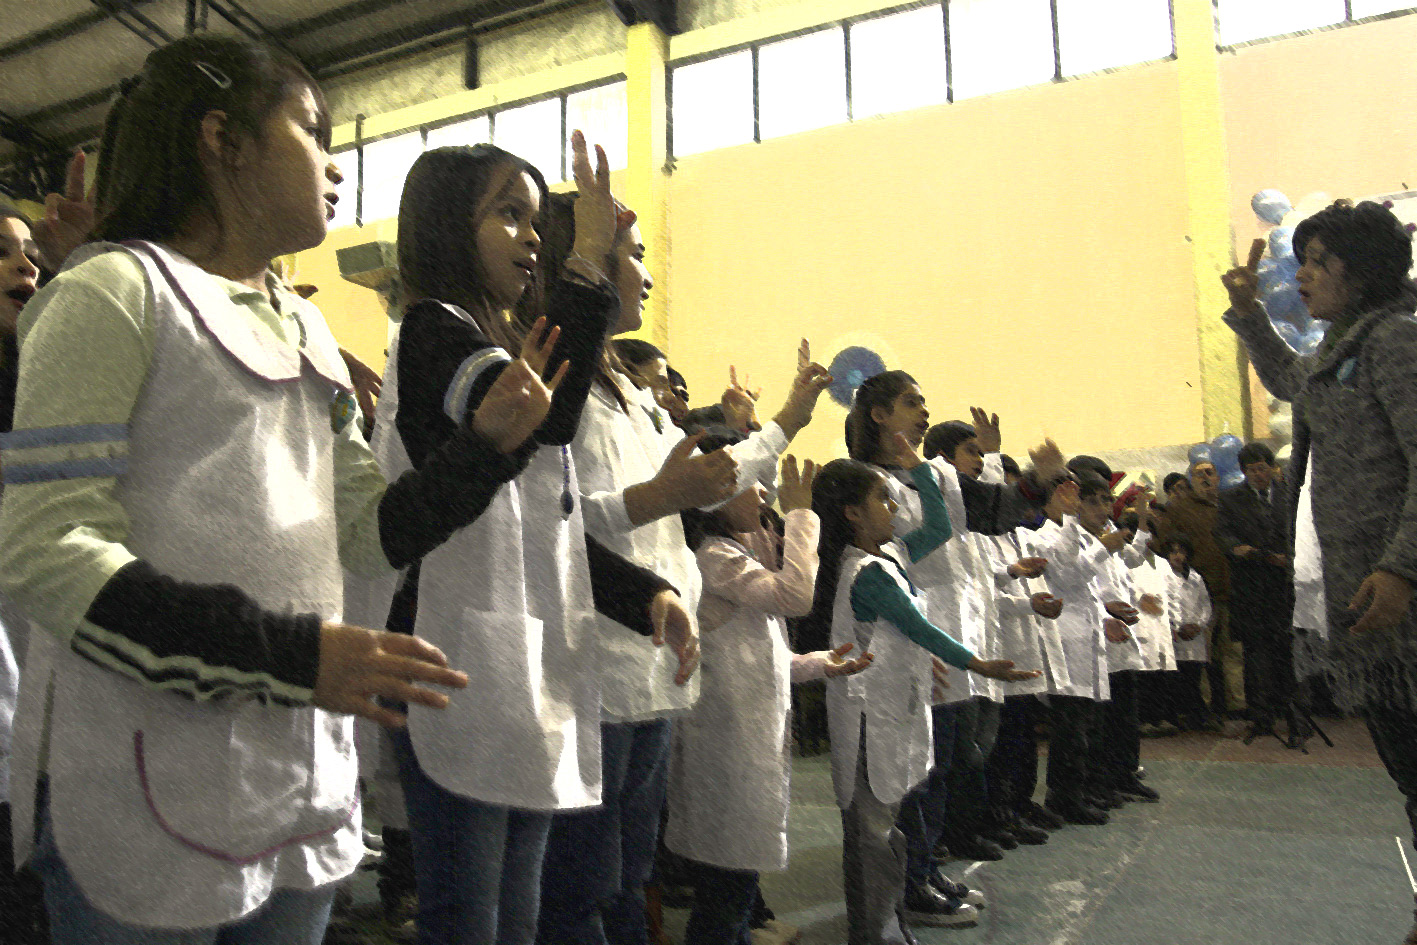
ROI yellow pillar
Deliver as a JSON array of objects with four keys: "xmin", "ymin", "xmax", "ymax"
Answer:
[
  {"xmin": 624, "ymin": 22, "xmax": 671, "ymax": 351},
  {"xmin": 1174, "ymin": 0, "xmax": 1249, "ymax": 439}
]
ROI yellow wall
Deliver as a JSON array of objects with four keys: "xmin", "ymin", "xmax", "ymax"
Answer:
[
  {"xmin": 289, "ymin": 219, "xmax": 398, "ymax": 371},
  {"xmin": 667, "ymin": 61, "xmax": 1202, "ymax": 467}
]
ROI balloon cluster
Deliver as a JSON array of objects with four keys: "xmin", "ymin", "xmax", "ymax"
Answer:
[
  {"xmin": 1188, "ymin": 431, "xmax": 1246, "ymax": 492},
  {"xmin": 1249, "ymin": 189, "xmax": 1328, "ymax": 356}
]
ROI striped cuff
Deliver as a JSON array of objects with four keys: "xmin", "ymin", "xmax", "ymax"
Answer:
[
  {"xmin": 1, "ymin": 423, "xmax": 129, "ymax": 485},
  {"xmin": 443, "ymin": 350, "xmax": 512, "ymax": 426}
]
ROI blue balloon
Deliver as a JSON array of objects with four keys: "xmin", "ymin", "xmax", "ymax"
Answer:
[
  {"xmin": 827, "ymin": 346, "xmax": 887, "ymax": 408},
  {"xmin": 1271, "ymin": 319, "xmax": 1302, "ymax": 351},
  {"xmin": 1220, "ymin": 469, "xmax": 1245, "ymax": 491},
  {"xmin": 1269, "ymin": 226, "xmax": 1295, "ymax": 260},
  {"xmin": 1188, "ymin": 444, "xmax": 1213, "ymax": 466},
  {"xmin": 1298, "ymin": 327, "xmax": 1326, "ymax": 356},
  {"xmin": 1211, "ymin": 432, "xmax": 1242, "ymax": 454},
  {"xmin": 1251, "ymin": 189, "xmax": 1292, "ymax": 226},
  {"xmin": 1261, "ymin": 283, "xmax": 1306, "ymax": 322}
]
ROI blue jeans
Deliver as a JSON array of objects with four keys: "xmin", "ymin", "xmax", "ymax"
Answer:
[
  {"xmin": 30, "ymin": 781, "xmax": 335, "ymax": 945},
  {"xmin": 391, "ymin": 728, "xmax": 553, "ymax": 945},
  {"xmin": 683, "ymin": 860, "xmax": 758, "ymax": 945},
  {"xmin": 537, "ymin": 718, "xmax": 673, "ymax": 945},
  {"xmin": 896, "ymin": 704, "xmax": 957, "ymax": 886}
]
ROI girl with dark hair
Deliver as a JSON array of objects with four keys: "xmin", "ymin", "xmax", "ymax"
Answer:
[
  {"xmin": 810, "ymin": 452, "xmax": 1037, "ymax": 943},
  {"xmin": 1163, "ymin": 534, "xmax": 1213, "ymax": 729},
  {"xmin": 668, "ymin": 444, "xmax": 871, "ymax": 945},
  {"xmin": 0, "ymin": 34, "xmax": 525, "ymax": 943},
  {"xmin": 359, "ymin": 134, "xmax": 700, "ymax": 945},
  {"xmin": 1223, "ymin": 203, "xmax": 1417, "ymax": 942}
]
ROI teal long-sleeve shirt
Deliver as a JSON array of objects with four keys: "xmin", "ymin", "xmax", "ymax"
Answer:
[{"xmin": 895, "ymin": 462, "xmax": 953, "ymax": 562}]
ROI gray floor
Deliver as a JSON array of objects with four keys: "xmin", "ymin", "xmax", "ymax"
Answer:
[{"xmin": 671, "ymin": 752, "xmax": 1416, "ymax": 945}]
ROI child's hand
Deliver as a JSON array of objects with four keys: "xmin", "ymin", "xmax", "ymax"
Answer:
[
  {"xmin": 33, "ymin": 149, "xmax": 95, "ymax": 272},
  {"xmin": 1106, "ymin": 600, "xmax": 1140, "ymax": 625},
  {"xmin": 1178, "ymin": 623, "xmax": 1202, "ymax": 641},
  {"xmin": 970, "ymin": 406, "xmax": 1002, "ymax": 454},
  {"xmin": 1099, "ymin": 530, "xmax": 1127, "ymax": 553},
  {"xmin": 1009, "ymin": 556, "xmax": 1048, "ymax": 579},
  {"xmin": 777, "ymin": 455, "xmax": 816, "ymax": 513},
  {"xmin": 339, "ymin": 347, "xmax": 383, "ymax": 429},
  {"xmin": 1028, "ymin": 438, "xmax": 1066, "ymax": 482},
  {"xmin": 650, "ymin": 590, "xmax": 701, "ymax": 685},
  {"xmin": 471, "ymin": 318, "xmax": 569, "ymax": 453},
  {"xmin": 773, "ymin": 340, "xmax": 833, "ymax": 439},
  {"xmin": 1138, "ymin": 593, "xmax": 1164, "ymax": 617},
  {"xmin": 653, "ymin": 432, "xmax": 739, "ymax": 510},
  {"xmin": 569, "ymin": 129, "xmax": 617, "ymax": 266},
  {"xmin": 1031, "ymin": 592, "xmax": 1063, "ymax": 619},
  {"xmin": 967, "ymin": 657, "xmax": 1042, "ymax": 683},
  {"xmin": 1220, "ymin": 238, "xmax": 1266, "ymax": 320},
  {"xmin": 313, "ymin": 622, "xmax": 470, "ymax": 729},
  {"xmin": 820, "ymin": 642, "xmax": 874, "ymax": 678},
  {"xmin": 1104, "ymin": 617, "xmax": 1131, "ymax": 643},
  {"xmin": 890, "ymin": 431, "xmax": 924, "ymax": 470},
  {"xmin": 721, "ymin": 365, "xmax": 761, "ymax": 433}
]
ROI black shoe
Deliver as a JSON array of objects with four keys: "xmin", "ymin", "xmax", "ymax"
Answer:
[
  {"xmin": 903, "ymin": 882, "xmax": 980, "ymax": 927},
  {"xmin": 1115, "ymin": 776, "xmax": 1160, "ymax": 803},
  {"xmin": 927, "ymin": 871, "xmax": 987, "ymax": 908},
  {"xmin": 1087, "ymin": 789, "xmax": 1123, "ymax": 810},
  {"xmin": 1020, "ymin": 801, "xmax": 1064, "ymax": 831},
  {"xmin": 946, "ymin": 835, "xmax": 1005, "ymax": 861},
  {"xmin": 983, "ymin": 825, "xmax": 1019, "ymax": 850},
  {"xmin": 1045, "ymin": 793, "xmax": 1109, "ymax": 825},
  {"xmin": 1010, "ymin": 819, "xmax": 1049, "ymax": 844}
]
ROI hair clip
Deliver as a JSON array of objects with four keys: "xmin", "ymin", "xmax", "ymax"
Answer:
[{"xmin": 194, "ymin": 61, "xmax": 232, "ymax": 90}]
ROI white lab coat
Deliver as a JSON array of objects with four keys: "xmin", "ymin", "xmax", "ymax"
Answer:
[
  {"xmin": 1126, "ymin": 553, "xmax": 1176, "ymax": 673},
  {"xmin": 1168, "ymin": 567, "xmax": 1214, "ymax": 663},
  {"xmin": 1026, "ymin": 516, "xmax": 1111, "ymax": 700},
  {"xmin": 8, "ymin": 242, "xmax": 362, "ymax": 928},
  {"xmin": 1101, "ymin": 553, "xmax": 1147, "ymax": 674},
  {"xmin": 982, "ymin": 530, "xmax": 1070, "ymax": 697},
  {"xmin": 665, "ymin": 510, "xmax": 819, "ymax": 872}
]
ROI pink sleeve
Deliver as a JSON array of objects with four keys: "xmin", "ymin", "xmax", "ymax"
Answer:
[{"xmin": 695, "ymin": 509, "xmax": 821, "ymax": 618}]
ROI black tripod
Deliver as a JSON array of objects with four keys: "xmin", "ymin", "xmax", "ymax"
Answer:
[{"xmin": 1242, "ymin": 702, "xmax": 1333, "ymax": 753}]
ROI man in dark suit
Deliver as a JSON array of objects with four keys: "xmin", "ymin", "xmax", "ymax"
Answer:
[{"xmin": 1215, "ymin": 442, "xmax": 1298, "ymax": 742}]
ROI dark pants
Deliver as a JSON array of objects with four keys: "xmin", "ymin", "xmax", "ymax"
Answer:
[
  {"xmin": 538, "ymin": 718, "xmax": 673, "ymax": 945},
  {"xmin": 1046, "ymin": 695, "xmax": 1101, "ymax": 802},
  {"xmin": 683, "ymin": 861, "xmax": 758, "ymax": 945},
  {"xmin": 1095, "ymin": 671, "xmax": 1140, "ymax": 788},
  {"xmin": 937, "ymin": 699, "xmax": 989, "ymax": 848},
  {"xmin": 985, "ymin": 696, "xmax": 1040, "ymax": 815},
  {"xmin": 1175, "ymin": 662, "xmax": 1209, "ymax": 722},
  {"xmin": 1240, "ymin": 627, "xmax": 1297, "ymax": 728},
  {"xmin": 0, "ymin": 802, "xmax": 48, "ymax": 945},
  {"xmin": 1138, "ymin": 671, "xmax": 1179, "ymax": 726},
  {"xmin": 897, "ymin": 704, "xmax": 956, "ymax": 886},
  {"xmin": 1363, "ymin": 662, "xmax": 1417, "ymax": 851}
]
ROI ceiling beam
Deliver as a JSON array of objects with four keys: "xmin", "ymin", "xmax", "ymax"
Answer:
[
  {"xmin": 88, "ymin": 0, "xmax": 173, "ymax": 48},
  {"xmin": 0, "ymin": 0, "xmax": 162, "ymax": 64}
]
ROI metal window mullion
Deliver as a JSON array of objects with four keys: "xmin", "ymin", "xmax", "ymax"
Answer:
[
  {"xmin": 666, "ymin": 62, "xmax": 676, "ymax": 162},
  {"xmin": 1050, "ymin": 0, "xmax": 1062, "ymax": 80},
  {"xmin": 354, "ymin": 114, "xmax": 365, "ymax": 228},
  {"xmin": 560, "ymin": 94, "xmax": 569, "ymax": 183},
  {"xmin": 943, "ymin": 0, "xmax": 953, "ymax": 103},
  {"xmin": 751, "ymin": 45, "xmax": 761, "ymax": 143},
  {"xmin": 844, "ymin": 21, "xmax": 854, "ymax": 121},
  {"xmin": 1344, "ymin": 0, "xmax": 1353, "ymax": 21}
]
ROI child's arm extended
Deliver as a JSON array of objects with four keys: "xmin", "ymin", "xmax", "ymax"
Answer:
[
  {"xmin": 696, "ymin": 510, "xmax": 820, "ymax": 618},
  {"xmin": 850, "ymin": 562, "xmax": 974, "ymax": 670}
]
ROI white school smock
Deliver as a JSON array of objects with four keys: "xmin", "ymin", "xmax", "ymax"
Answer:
[
  {"xmin": 1027, "ymin": 517, "xmax": 1111, "ymax": 700},
  {"xmin": 826, "ymin": 542, "xmax": 934, "ymax": 810},
  {"xmin": 1293, "ymin": 456, "xmax": 1327, "ymax": 636},
  {"xmin": 665, "ymin": 509, "xmax": 819, "ymax": 872},
  {"xmin": 8, "ymin": 242, "xmax": 362, "ymax": 928},
  {"xmin": 1128, "ymin": 554, "xmax": 1176, "ymax": 672},
  {"xmin": 1168, "ymin": 568, "xmax": 1214, "ymax": 663},
  {"xmin": 576, "ymin": 380, "xmax": 702, "ymax": 721},
  {"xmin": 982, "ymin": 530, "xmax": 1070, "ymax": 697},
  {"xmin": 1101, "ymin": 554, "xmax": 1146, "ymax": 674},
  {"xmin": 370, "ymin": 311, "xmax": 602, "ymax": 811},
  {"xmin": 0, "ymin": 587, "xmax": 27, "ymax": 804}
]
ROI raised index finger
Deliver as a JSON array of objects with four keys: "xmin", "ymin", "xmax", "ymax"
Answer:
[
  {"xmin": 1246, "ymin": 237, "xmax": 1265, "ymax": 272},
  {"xmin": 66, "ymin": 150, "xmax": 88, "ymax": 202}
]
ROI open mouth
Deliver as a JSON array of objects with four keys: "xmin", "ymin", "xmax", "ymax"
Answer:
[
  {"xmin": 4, "ymin": 285, "xmax": 35, "ymax": 308},
  {"xmin": 324, "ymin": 195, "xmax": 338, "ymax": 220}
]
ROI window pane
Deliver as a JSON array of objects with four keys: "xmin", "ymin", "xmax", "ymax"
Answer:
[
  {"xmin": 494, "ymin": 97, "xmax": 564, "ymax": 183},
  {"xmin": 330, "ymin": 148, "xmax": 357, "ymax": 229},
  {"xmin": 1057, "ymin": 0, "xmax": 1173, "ymax": 76},
  {"xmin": 949, "ymin": 0, "xmax": 1056, "ymax": 101},
  {"xmin": 758, "ymin": 27, "xmax": 847, "ymax": 139},
  {"xmin": 1350, "ymin": 1, "xmax": 1417, "ymax": 17},
  {"xmin": 1216, "ymin": 0, "xmax": 1345, "ymax": 45},
  {"xmin": 567, "ymin": 81, "xmax": 628, "ymax": 171},
  {"xmin": 850, "ymin": 5, "xmax": 948, "ymax": 119},
  {"xmin": 671, "ymin": 51, "xmax": 754, "ymax": 157},
  {"xmin": 426, "ymin": 114, "xmax": 491, "ymax": 149},
  {"xmin": 360, "ymin": 132, "xmax": 423, "ymax": 223}
]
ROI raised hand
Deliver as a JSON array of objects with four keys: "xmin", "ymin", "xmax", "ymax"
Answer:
[
  {"xmin": 967, "ymin": 657, "xmax": 1042, "ymax": 683},
  {"xmin": 569, "ymin": 129, "xmax": 617, "ymax": 268},
  {"xmin": 471, "ymin": 318, "xmax": 569, "ymax": 453},
  {"xmin": 775, "ymin": 339, "xmax": 834, "ymax": 440},
  {"xmin": 721, "ymin": 365, "xmax": 762, "ymax": 433},
  {"xmin": 652, "ymin": 431, "xmax": 740, "ymax": 510},
  {"xmin": 890, "ymin": 431, "xmax": 924, "ymax": 470},
  {"xmin": 313, "ymin": 622, "xmax": 469, "ymax": 728},
  {"xmin": 1031, "ymin": 592, "xmax": 1064, "ymax": 619},
  {"xmin": 33, "ymin": 149, "xmax": 96, "ymax": 272},
  {"xmin": 1028, "ymin": 438, "xmax": 1066, "ymax": 482},
  {"xmin": 970, "ymin": 406, "xmax": 1002, "ymax": 454},
  {"xmin": 1099, "ymin": 530, "xmax": 1128, "ymax": 553},
  {"xmin": 650, "ymin": 589, "xmax": 701, "ymax": 685},
  {"xmin": 1221, "ymin": 238, "xmax": 1266, "ymax": 319},
  {"xmin": 777, "ymin": 455, "xmax": 816, "ymax": 513},
  {"xmin": 820, "ymin": 641, "xmax": 874, "ymax": 678},
  {"xmin": 1009, "ymin": 556, "xmax": 1048, "ymax": 579}
]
